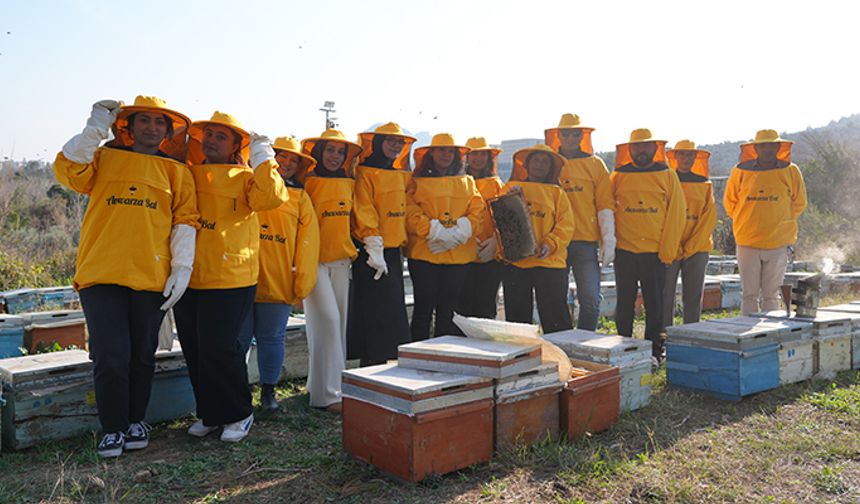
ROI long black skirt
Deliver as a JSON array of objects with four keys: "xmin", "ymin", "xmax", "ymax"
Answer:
[{"xmin": 346, "ymin": 246, "xmax": 410, "ymax": 365}]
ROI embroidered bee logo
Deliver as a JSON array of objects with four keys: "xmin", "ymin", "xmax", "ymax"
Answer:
[{"xmin": 129, "ymin": 186, "xmax": 138, "ymax": 195}]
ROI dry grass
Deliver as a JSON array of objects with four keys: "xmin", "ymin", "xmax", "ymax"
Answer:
[{"xmin": 2, "ymin": 313, "xmax": 860, "ymax": 503}]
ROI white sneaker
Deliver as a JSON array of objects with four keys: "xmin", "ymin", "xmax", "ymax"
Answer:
[
  {"xmin": 187, "ymin": 419, "xmax": 219, "ymax": 438},
  {"xmin": 220, "ymin": 413, "xmax": 254, "ymax": 443}
]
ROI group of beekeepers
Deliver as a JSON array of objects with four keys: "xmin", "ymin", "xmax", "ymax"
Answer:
[{"xmin": 53, "ymin": 97, "xmax": 807, "ymax": 458}]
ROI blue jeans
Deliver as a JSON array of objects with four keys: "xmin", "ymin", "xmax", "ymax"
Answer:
[
  {"xmin": 250, "ymin": 302, "xmax": 293, "ymax": 385},
  {"xmin": 567, "ymin": 241, "xmax": 602, "ymax": 331}
]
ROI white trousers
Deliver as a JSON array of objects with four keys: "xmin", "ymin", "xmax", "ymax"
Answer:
[
  {"xmin": 304, "ymin": 259, "xmax": 351, "ymax": 407},
  {"xmin": 737, "ymin": 245, "xmax": 788, "ymax": 315}
]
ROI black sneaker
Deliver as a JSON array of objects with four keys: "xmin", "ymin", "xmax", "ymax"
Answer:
[
  {"xmin": 124, "ymin": 422, "xmax": 152, "ymax": 450},
  {"xmin": 97, "ymin": 432, "xmax": 125, "ymax": 458},
  {"xmin": 260, "ymin": 384, "xmax": 279, "ymax": 412}
]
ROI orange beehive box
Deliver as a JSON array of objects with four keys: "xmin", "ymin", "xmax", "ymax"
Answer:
[
  {"xmin": 702, "ymin": 282, "xmax": 722, "ymax": 311},
  {"xmin": 25, "ymin": 319, "xmax": 87, "ymax": 352},
  {"xmin": 494, "ymin": 362, "xmax": 562, "ymax": 451},
  {"xmin": 341, "ymin": 363, "xmax": 494, "ymax": 482},
  {"xmin": 559, "ymin": 359, "xmax": 620, "ymax": 439}
]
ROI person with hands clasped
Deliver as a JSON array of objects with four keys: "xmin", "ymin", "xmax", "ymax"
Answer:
[
  {"xmin": 457, "ymin": 137, "xmax": 505, "ymax": 319},
  {"xmin": 405, "ymin": 133, "xmax": 484, "ymax": 340},
  {"xmin": 252, "ymin": 136, "xmax": 320, "ymax": 411},
  {"xmin": 348, "ymin": 123, "xmax": 415, "ymax": 366},
  {"xmin": 53, "ymin": 96, "xmax": 199, "ymax": 458},
  {"xmin": 301, "ymin": 129, "xmax": 363, "ymax": 412},
  {"xmin": 545, "ymin": 114, "xmax": 615, "ymax": 330},
  {"xmin": 499, "ymin": 145, "xmax": 575, "ymax": 333},
  {"xmin": 175, "ymin": 112, "xmax": 288, "ymax": 443}
]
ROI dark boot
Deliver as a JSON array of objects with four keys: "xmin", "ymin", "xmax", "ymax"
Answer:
[{"xmin": 260, "ymin": 384, "xmax": 279, "ymax": 412}]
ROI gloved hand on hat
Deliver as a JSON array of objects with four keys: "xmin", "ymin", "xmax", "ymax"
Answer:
[
  {"xmin": 477, "ymin": 237, "xmax": 497, "ymax": 263},
  {"xmin": 62, "ymin": 99, "xmax": 123, "ymax": 164},
  {"xmin": 161, "ymin": 224, "xmax": 196, "ymax": 311},
  {"xmin": 249, "ymin": 132, "xmax": 276, "ymax": 170},
  {"xmin": 597, "ymin": 209, "xmax": 616, "ymax": 265},
  {"xmin": 364, "ymin": 236, "xmax": 388, "ymax": 280}
]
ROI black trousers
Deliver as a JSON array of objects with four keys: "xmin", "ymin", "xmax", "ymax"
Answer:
[
  {"xmin": 502, "ymin": 265, "xmax": 572, "ymax": 333},
  {"xmin": 408, "ymin": 259, "xmax": 468, "ymax": 341},
  {"xmin": 174, "ymin": 286, "xmax": 255, "ymax": 426},
  {"xmin": 348, "ymin": 247, "xmax": 410, "ymax": 365},
  {"xmin": 457, "ymin": 261, "xmax": 503, "ymax": 320},
  {"xmin": 613, "ymin": 249, "xmax": 666, "ymax": 357},
  {"xmin": 79, "ymin": 284, "xmax": 165, "ymax": 434}
]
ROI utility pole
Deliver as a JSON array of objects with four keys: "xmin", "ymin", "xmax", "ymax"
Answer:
[{"xmin": 320, "ymin": 101, "xmax": 337, "ymax": 130}]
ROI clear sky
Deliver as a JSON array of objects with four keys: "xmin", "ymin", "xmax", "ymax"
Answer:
[{"xmin": 1, "ymin": 0, "xmax": 858, "ymax": 161}]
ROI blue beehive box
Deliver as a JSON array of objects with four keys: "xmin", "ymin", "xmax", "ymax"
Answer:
[
  {"xmin": 36, "ymin": 287, "xmax": 74, "ymax": 311},
  {"xmin": 665, "ymin": 319, "xmax": 781, "ymax": 401},
  {"xmin": 0, "ymin": 315, "xmax": 26, "ymax": 359},
  {"xmin": 2, "ymin": 289, "xmax": 40, "ymax": 315}
]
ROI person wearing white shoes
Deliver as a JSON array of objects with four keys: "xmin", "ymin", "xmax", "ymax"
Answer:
[
  {"xmin": 175, "ymin": 112, "xmax": 288, "ymax": 442},
  {"xmin": 301, "ymin": 129, "xmax": 364, "ymax": 411},
  {"xmin": 53, "ymin": 96, "xmax": 199, "ymax": 457}
]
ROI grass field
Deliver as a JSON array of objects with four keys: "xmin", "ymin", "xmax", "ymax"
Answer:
[{"xmin": 1, "ymin": 308, "xmax": 859, "ymax": 503}]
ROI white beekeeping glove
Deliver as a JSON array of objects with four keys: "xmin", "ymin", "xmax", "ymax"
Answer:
[
  {"xmin": 160, "ymin": 224, "xmax": 196, "ymax": 311},
  {"xmin": 598, "ymin": 209, "xmax": 616, "ymax": 265},
  {"xmin": 62, "ymin": 99, "xmax": 122, "ymax": 163},
  {"xmin": 364, "ymin": 236, "xmax": 388, "ymax": 280},
  {"xmin": 249, "ymin": 132, "xmax": 276, "ymax": 170}
]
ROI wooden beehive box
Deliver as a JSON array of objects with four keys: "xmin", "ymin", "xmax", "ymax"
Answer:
[
  {"xmin": 702, "ymin": 279, "xmax": 723, "ymax": 311},
  {"xmin": 341, "ymin": 363, "xmax": 494, "ymax": 482},
  {"xmin": 1, "ymin": 289, "xmax": 40, "ymax": 315},
  {"xmin": 665, "ymin": 320, "xmax": 781, "ymax": 401},
  {"xmin": 0, "ymin": 314, "xmax": 26, "ymax": 359},
  {"xmin": 398, "ymin": 336, "xmax": 541, "ymax": 379},
  {"xmin": 559, "ymin": 359, "xmax": 620, "ymax": 439},
  {"xmin": 758, "ymin": 311, "xmax": 853, "ymax": 376},
  {"xmin": 493, "ymin": 362, "xmax": 562, "ymax": 451},
  {"xmin": 715, "ymin": 275, "xmax": 743, "ymax": 309},
  {"xmin": 25, "ymin": 319, "xmax": 87, "ymax": 352},
  {"xmin": 715, "ymin": 316, "xmax": 814, "ymax": 385},
  {"xmin": 0, "ymin": 350, "xmax": 97, "ymax": 450},
  {"xmin": 544, "ymin": 332, "xmax": 652, "ymax": 412},
  {"xmin": 35, "ymin": 287, "xmax": 74, "ymax": 311},
  {"xmin": 819, "ymin": 304, "xmax": 860, "ymax": 370}
]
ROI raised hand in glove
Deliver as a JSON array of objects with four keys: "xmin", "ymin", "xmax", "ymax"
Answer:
[
  {"xmin": 62, "ymin": 99, "xmax": 123, "ymax": 163},
  {"xmin": 249, "ymin": 132, "xmax": 276, "ymax": 169}
]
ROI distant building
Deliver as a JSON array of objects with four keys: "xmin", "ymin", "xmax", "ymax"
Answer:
[{"xmin": 496, "ymin": 138, "xmax": 542, "ymax": 181}]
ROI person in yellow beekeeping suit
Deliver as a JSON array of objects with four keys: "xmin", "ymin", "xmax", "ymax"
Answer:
[
  {"xmin": 724, "ymin": 129, "xmax": 807, "ymax": 315},
  {"xmin": 252, "ymin": 136, "xmax": 320, "ymax": 411},
  {"xmin": 545, "ymin": 114, "xmax": 615, "ymax": 331},
  {"xmin": 662, "ymin": 140, "xmax": 717, "ymax": 329},
  {"xmin": 611, "ymin": 129, "xmax": 686, "ymax": 361},
  {"xmin": 406, "ymin": 133, "xmax": 484, "ymax": 340},
  {"xmin": 348, "ymin": 123, "xmax": 415, "ymax": 366},
  {"xmin": 456, "ymin": 136, "xmax": 505, "ymax": 320},
  {"xmin": 175, "ymin": 112, "xmax": 288, "ymax": 443},
  {"xmin": 500, "ymin": 144, "xmax": 575, "ymax": 333},
  {"xmin": 54, "ymin": 96, "xmax": 199, "ymax": 458},
  {"xmin": 301, "ymin": 129, "xmax": 363, "ymax": 412}
]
